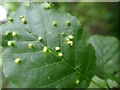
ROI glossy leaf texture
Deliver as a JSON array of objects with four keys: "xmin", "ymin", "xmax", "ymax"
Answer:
[
  {"xmin": 1, "ymin": 3, "xmax": 96, "ymax": 88},
  {"xmin": 88, "ymin": 35, "xmax": 119, "ymax": 85}
]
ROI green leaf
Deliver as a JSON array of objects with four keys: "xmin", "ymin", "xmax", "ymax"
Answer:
[
  {"xmin": 89, "ymin": 76, "xmax": 118, "ymax": 88},
  {"xmin": 1, "ymin": 2, "xmax": 96, "ymax": 88},
  {"xmin": 88, "ymin": 35, "xmax": 118, "ymax": 84},
  {"xmin": 89, "ymin": 76, "xmax": 108, "ymax": 88}
]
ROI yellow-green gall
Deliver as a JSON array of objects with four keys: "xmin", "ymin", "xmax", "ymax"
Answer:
[
  {"xmin": 8, "ymin": 41, "xmax": 14, "ymax": 47},
  {"xmin": 38, "ymin": 37, "xmax": 42, "ymax": 41},
  {"xmin": 67, "ymin": 20, "xmax": 71, "ymax": 26},
  {"xmin": 20, "ymin": 16, "xmax": 24, "ymax": 19},
  {"xmin": 43, "ymin": 46, "xmax": 48, "ymax": 52},
  {"xmin": 28, "ymin": 43, "xmax": 34, "ymax": 49},
  {"xmin": 67, "ymin": 41, "xmax": 73, "ymax": 46},
  {"xmin": 21, "ymin": 18, "xmax": 26, "ymax": 24},
  {"xmin": 68, "ymin": 35, "xmax": 73, "ymax": 40},
  {"xmin": 62, "ymin": 32, "xmax": 65, "ymax": 36},
  {"xmin": 15, "ymin": 58, "xmax": 21, "ymax": 64},
  {"xmin": 53, "ymin": 21, "xmax": 57, "ymax": 26},
  {"xmin": 58, "ymin": 53, "xmax": 63, "ymax": 57},
  {"xmin": 8, "ymin": 17, "xmax": 13, "ymax": 22},
  {"xmin": 12, "ymin": 32, "xmax": 17, "ymax": 37},
  {"xmin": 75, "ymin": 80, "xmax": 80, "ymax": 84},
  {"xmin": 55, "ymin": 47, "xmax": 60, "ymax": 51}
]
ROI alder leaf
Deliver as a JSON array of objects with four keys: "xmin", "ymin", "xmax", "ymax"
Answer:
[{"xmin": 1, "ymin": 2, "xmax": 96, "ymax": 88}]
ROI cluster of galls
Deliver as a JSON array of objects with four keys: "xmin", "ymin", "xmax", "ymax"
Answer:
[
  {"xmin": 7, "ymin": 4, "xmax": 74, "ymax": 64},
  {"xmin": 9, "ymin": 15, "xmax": 27, "ymax": 24},
  {"xmin": 66, "ymin": 35, "xmax": 74, "ymax": 46},
  {"xmin": 6, "ymin": 2, "xmax": 80, "ymax": 85}
]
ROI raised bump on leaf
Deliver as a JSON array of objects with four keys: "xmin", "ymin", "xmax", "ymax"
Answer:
[
  {"xmin": 58, "ymin": 52, "xmax": 63, "ymax": 57},
  {"xmin": 52, "ymin": 21, "xmax": 57, "ymax": 26},
  {"xmin": 55, "ymin": 47, "xmax": 60, "ymax": 51},
  {"xmin": 15, "ymin": 58, "xmax": 21, "ymax": 64},
  {"xmin": 67, "ymin": 41, "xmax": 73, "ymax": 46},
  {"xmin": 28, "ymin": 43, "xmax": 34, "ymax": 49},
  {"xmin": 43, "ymin": 46, "xmax": 48, "ymax": 52},
  {"xmin": 12, "ymin": 32, "xmax": 17, "ymax": 37},
  {"xmin": 8, "ymin": 17, "xmax": 13, "ymax": 22},
  {"xmin": 68, "ymin": 35, "xmax": 73, "ymax": 40},
  {"xmin": 5, "ymin": 31, "xmax": 11, "ymax": 36},
  {"xmin": 44, "ymin": 3, "xmax": 51, "ymax": 9},
  {"xmin": 38, "ymin": 37, "xmax": 42, "ymax": 41},
  {"xmin": 20, "ymin": 16, "xmax": 24, "ymax": 19},
  {"xmin": 21, "ymin": 18, "xmax": 27, "ymax": 24},
  {"xmin": 8, "ymin": 41, "xmax": 14, "ymax": 47},
  {"xmin": 62, "ymin": 32, "xmax": 65, "ymax": 36},
  {"xmin": 67, "ymin": 20, "xmax": 71, "ymax": 26},
  {"xmin": 75, "ymin": 80, "xmax": 80, "ymax": 84}
]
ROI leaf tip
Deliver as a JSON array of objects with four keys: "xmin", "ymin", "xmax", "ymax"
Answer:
[
  {"xmin": 62, "ymin": 32, "xmax": 65, "ymax": 36},
  {"xmin": 68, "ymin": 35, "xmax": 73, "ymax": 40}
]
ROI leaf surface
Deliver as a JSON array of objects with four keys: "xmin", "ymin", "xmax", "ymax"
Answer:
[{"xmin": 1, "ymin": 3, "xmax": 96, "ymax": 88}]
